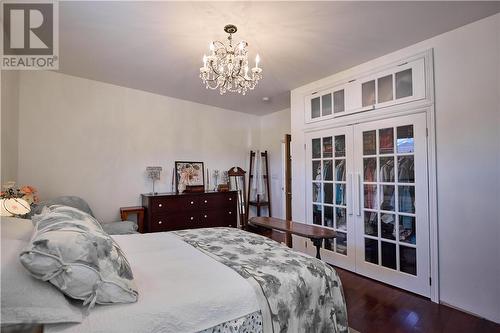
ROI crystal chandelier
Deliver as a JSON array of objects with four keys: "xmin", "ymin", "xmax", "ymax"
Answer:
[{"xmin": 200, "ymin": 24, "xmax": 262, "ymax": 95}]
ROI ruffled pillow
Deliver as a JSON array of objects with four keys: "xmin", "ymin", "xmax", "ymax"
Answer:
[{"xmin": 20, "ymin": 205, "xmax": 138, "ymax": 308}]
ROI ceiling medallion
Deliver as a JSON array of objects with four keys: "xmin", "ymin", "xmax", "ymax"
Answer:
[{"xmin": 200, "ymin": 24, "xmax": 262, "ymax": 95}]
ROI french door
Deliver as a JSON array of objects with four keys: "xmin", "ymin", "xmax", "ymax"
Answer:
[
  {"xmin": 306, "ymin": 113, "xmax": 430, "ymax": 297},
  {"xmin": 306, "ymin": 126, "xmax": 356, "ymax": 270}
]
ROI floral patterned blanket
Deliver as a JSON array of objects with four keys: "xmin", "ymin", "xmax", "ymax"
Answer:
[{"xmin": 173, "ymin": 227, "xmax": 348, "ymax": 333}]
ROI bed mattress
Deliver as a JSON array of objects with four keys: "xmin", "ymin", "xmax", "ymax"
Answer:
[{"xmin": 44, "ymin": 232, "xmax": 260, "ymax": 333}]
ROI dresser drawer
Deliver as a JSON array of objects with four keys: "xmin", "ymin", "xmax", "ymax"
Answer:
[
  {"xmin": 150, "ymin": 196, "xmax": 199, "ymax": 213},
  {"xmin": 199, "ymin": 193, "xmax": 236, "ymax": 210},
  {"xmin": 200, "ymin": 207, "xmax": 237, "ymax": 228},
  {"xmin": 199, "ymin": 207, "xmax": 237, "ymax": 228},
  {"xmin": 150, "ymin": 212, "xmax": 206, "ymax": 232}
]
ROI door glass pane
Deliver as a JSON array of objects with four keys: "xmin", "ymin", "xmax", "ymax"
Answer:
[
  {"xmin": 362, "ymin": 80, "xmax": 376, "ymax": 107},
  {"xmin": 379, "ymin": 128, "xmax": 394, "ymax": 154},
  {"xmin": 323, "ymin": 137, "xmax": 333, "ymax": 158},
  {"xmin": 313, "ymin": 183, "xmax": 322, "ymax": 203},
  {"xmin": 313, "ymin": 204, "xmax": 322, "ymax": 225},
  {"xmin": 364, "ymin": 185, "xmax": 377, "ymax": 209},
  {"xmin": 398, "ymin": 156, "xmax": 415, "ymax": 183},
  {"xmin": 378, "ymin": 74, "xmax": 393, "ymax": 103},
  {"xmin": 381, "ymin": 242, "xmax": 397, "ymax": 270},
  {"xmin": 311, "ymin": 97, "xmax": 321, "ymax": 118},
  {"xmin": 323, "ymin": 183, "xmax": 333, "ymax": 204},
  {"xmin": 336, "ymin": 207, "xmax": 347, "ymax": 231},
  {"xmin": 335, "ymin": 160, "xmax": 346, "ymax": 181},
  {"xmin": 380, "ymin": 185, "xmax": 395, "ymax": 211},
  {"xmin": 398, "ymin": 185, "xmax": 415, "ymax": 213},
  {"xmin": 399, "ymin": 215, "xmax": 416, "ymax": 244},
  {"xmin": 395, "ymin": 69, "xmax": 413, "ymax": 99},
  {"xmin": 333, "ymin": 89, "xmax": 345, "ymax": 113},
  {"xmin": 365, "ymin": 238, "xmax": 379, "ymax": 264},
  {"xmin": 336, "ymin": 232, "xmax": 347, "ymax": 255},
  {"xmin": 397, "ymin": 125, "xmax": 414, "ymax": 153},
  {"xmin": 335, "ymin": 184, "xmax": 346, "ymax": 205},
  {"xmin": 381, "ymin": 213, "xmax": 396, "ymax": 240},
  {"xmin": 364, "ymin": 211, "xmax": 378, "ymax": 236},
  {"xmin": 312, "ymin": 161, "xmax": 321, "ymax": 180},
  {"xmin": 323, "ymin": 160, "xmax": 333, "ymax": 181},
  {"xmin": 312, "ymin": 138, "xmax": 321, "ymax": 158},
  {"xmin": 335, "ymin": 135, "xmax": 346, "ymax": 157},
  {"xmin": 324, "ymin": 206, "xmax": 333, "ymax": 228},
  {"xmin": 379, "ymin": 157, "xmax": 395, "ymax": 182},
  {"xmin": 363, "ymin": 158, "xmax": 377, "ymax": 182},
  {"xmin": 322, "ymin": 94, "xmax": 332, "ymax": 116},
  {"xmin": 400, "ymin": 246, "xmax": 417, "ymax": 275},
  {"xmin": 325, "ymin": 239, "xmax": 334, "ymax": 251},
  {"xmin": 363, "ymin": 130, "xmax": 376, "ymax": 155}
]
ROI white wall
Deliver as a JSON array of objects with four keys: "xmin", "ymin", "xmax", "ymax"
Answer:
[
  {"xmin": 257, "ymin": 108, "xmax": 291, "ymax": 219},
  {"xmin": 291, "ymin": 14, "xmax": 500, "ymax": 322},
  {"xmin": 1, "ymin": 70, "xmax": 20, "ymax": 183},
  {"xmin": 17, "ymin": 71, "xmax": 260, "ymax": 222}
]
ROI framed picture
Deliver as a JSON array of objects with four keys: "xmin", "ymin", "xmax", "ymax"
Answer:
[{"xmin": 175, "ymin": 161, "xmax": 205, "ymax": 192}]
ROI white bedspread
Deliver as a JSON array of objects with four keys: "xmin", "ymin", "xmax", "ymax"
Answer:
[{"xmin": 45, "ymin": 232, "xmax": 260, "ymax": 333}]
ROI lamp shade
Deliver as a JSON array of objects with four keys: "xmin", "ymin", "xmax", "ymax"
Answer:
[{"xmin": 0, "ymin": 198, "xmax": 31, "ymax": 216}]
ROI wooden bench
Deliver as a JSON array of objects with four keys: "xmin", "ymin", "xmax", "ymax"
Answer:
[{"xmin": 249, "ymin": 217, "xmax": 336, "ymax": 260}]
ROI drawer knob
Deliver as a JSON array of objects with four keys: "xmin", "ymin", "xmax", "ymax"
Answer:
[
  {"xmin": 204, "ymin": 200, "xmax": 208, "ymax": 203},
  {"xmin": 190, "ymin": 201, "xmax": 194, "ymax": 205},
  {"xmin": 158, "ymin": 221, "xmax": 163, "ymax": 225},
  {"xmin": 158, "ymin": 203, "xmax": 162, "ymax": 207},
  {"xmin": 190, "ymin": 216, "xmax": 194, "ymax": 220},
  {"xmin": 204, "ymin": 215, "xmax": 207, "ymax": 218},
  {"xmin": 228, "ymin": 211, "xmax": 232, "ymax": 215},
  {"xmin": 229, "ymin": 198, "xmax": 232, "ymax": 201}
]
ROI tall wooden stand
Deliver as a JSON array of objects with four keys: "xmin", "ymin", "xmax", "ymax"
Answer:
[{"xmin": 247, "ymin": 150, "xmax": 272, "ymax": 218}]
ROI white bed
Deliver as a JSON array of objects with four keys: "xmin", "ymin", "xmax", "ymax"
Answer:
[{"xmin": 1, "ymin": 216, "xmax": 348, "ymax": 333}]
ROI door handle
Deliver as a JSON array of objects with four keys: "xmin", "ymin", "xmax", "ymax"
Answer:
[
  {"xmin": 347, "ymin": 173, "xmax": 353, "ymax": 215},
  {"xmin": 355, "ymin": 173, "xmax": 362, "ymax": 216}
]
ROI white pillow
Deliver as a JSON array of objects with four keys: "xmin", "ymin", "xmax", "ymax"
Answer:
[
  {"xmin": 1, "ymin": 238, "xmax": 83, "ymax": 325},
  {"xmin": 19, "ymin": 205, "xmax": 138, "ymax": 307},
  {"xmin": 101, "ymin": 221, "xmax": 138, "ymax": 235}
]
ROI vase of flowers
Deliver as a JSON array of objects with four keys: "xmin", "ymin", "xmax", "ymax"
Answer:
[{"xmin": 0, "ymin": 182, "xmax": 39, "ymax": 217}]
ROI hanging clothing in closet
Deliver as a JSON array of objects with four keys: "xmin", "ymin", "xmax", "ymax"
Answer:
[{"xmin": 364, "ymin": 159, "xmax": 377, "ymax": 209}]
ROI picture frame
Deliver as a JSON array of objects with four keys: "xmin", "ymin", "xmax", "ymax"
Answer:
[{"xmin": 175, "ymin": 161, "xmax": 205, "ymax": 193}]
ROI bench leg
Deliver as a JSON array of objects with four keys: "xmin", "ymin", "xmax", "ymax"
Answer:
[
  {"xmin": 285, "ymin": 231, "xmax": 292, "ymax": 248},
  {"xmin": 311, "ymin": 238, "xmax": 323, "ymax": 260}
]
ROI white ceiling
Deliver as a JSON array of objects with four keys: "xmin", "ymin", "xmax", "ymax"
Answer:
[{"xmin": 58, "ymin": 1, "xmax": 500, "ymax": 115}]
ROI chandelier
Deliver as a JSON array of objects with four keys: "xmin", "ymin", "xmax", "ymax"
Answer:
[{"xmin": 200, "ymin": 24, "xmax": 262, "ymax": 95}]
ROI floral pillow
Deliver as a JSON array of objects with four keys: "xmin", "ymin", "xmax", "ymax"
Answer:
[{"xmin": 20, "ymin": 205, "xmax": 138, "ymax": 308}]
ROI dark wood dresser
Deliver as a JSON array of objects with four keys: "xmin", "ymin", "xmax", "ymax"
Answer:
[{"xmin": 141, "ymin": 191, "xmax": 238, "ymax": 233}]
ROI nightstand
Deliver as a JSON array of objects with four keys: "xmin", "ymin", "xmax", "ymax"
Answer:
[{"xmin": 120, "ymin": 206, "xmax": 145, "ymax": 233}]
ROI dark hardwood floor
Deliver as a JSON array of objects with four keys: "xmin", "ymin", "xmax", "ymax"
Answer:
[
  {"xmin": 335, "ymin": 267, "xmax": 500, "ymax": 333},
  {"xmin": 256, "ymin": 229, "xmax": 498, "ymax": 332}
]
